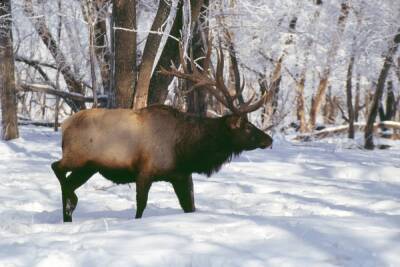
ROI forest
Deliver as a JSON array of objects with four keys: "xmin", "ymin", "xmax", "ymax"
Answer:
[{"xmin": 0, "ymin": 0, "xmax": 399, "ymax": 266}]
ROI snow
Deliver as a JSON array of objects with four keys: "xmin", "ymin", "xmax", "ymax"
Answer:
[{"xmin": 0, "ymin": 126, "xmax": 400, "ymax": 267}]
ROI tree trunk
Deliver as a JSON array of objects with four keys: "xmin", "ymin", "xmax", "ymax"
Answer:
[
  {"xmin": 147, "ymin": 2, "xmax": 183, "ymax": 105},
  {"xmin": 346, "ymin": 56, "xmax": 355, "ymax": 138},
  {"xmin": 186, "ymin": 0, "xmax": 208, "ymax": 116},
  {"xmin": 322, "ymin": 86, "xmax": 337, "ymax": 125},
  {"xmin": 85, "ymin": 0, "xmax": 110, "ymax": 97},
  {"xmin": 354, "ymin": 74, "xmax": 360, "ymax": 122},
  {"xmin": 309, "ymin": 1, "xmax": 349, "ymax": 129},
  {"xmin": 296, "ymin": 75, "xmax": 308, "ymax": 132},
  {"xmin": 224, "ymin": 1, "xmax": 244, "ymax": 106},
  {"xmin": 133, "ymin": 0, "xmax": 172, "ymax": 110},
  {"xmin": 385, "ymin": 81, "xmax": 395, "ymax": 120},
  {"xmin": 54, "ymin": 0, "xmax": 62, "ymax": 132},
  {"xmin": 89, "ymin": 21, "xmax": 98, "ymax": 108},
  {"xmin": 147, "ymin": 1, "xmax": 208, "ymax": 106},
  {"xmin": 310, "ymin": 77, "xmax": 329, "ymax": 126},
  {"xmin": 0, "ymin": 0, "xmax": 19, "ymax": 140},
  {"xmin": 364, "ymin": 29, "xmax": 400, "ymax": 149},
  {"xmin": 295, "ymin": 0, "xmax": 323, "ymax": 132},
  {"xmin": 82, "ymin": 0, "xmax": 99, "ymax": 107},
  {"xmin": 112, "ymin": 0, "xmax": 136, "ymax": 108}
]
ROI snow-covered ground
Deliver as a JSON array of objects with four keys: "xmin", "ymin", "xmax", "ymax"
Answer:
[{"xmin": 0, "ymin": 126, "xmax": 399, "ymax": 267}]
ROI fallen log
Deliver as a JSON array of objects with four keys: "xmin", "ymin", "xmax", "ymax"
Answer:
[
  {"xmin": 295, "ymin": 121, "xmax": 400, "ymax": 141},
  {"xmin": 18, "ymin": 120, "xmax": 61, "ymax": 128}
]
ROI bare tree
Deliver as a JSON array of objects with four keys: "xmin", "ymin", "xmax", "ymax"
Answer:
[
  {"xmin": 309, "ymin": 1, "xmax": 349, "ymax": 129},
  {"xmin": 24, "ymin": 0, "xmax": 86, "ymax": 111},
  {"xmin": 0, "ymin": 0, "xmax": 19, "ymax": 140},
  {"xmin": 186, "ymin": 0, "xmax": 209, "ymax": 116},
  {"xmin": 112, "ymin": 0, "xmax": 136, "ymax": 108},
  {"xmin": 365, "ymin": 29, "xmax": 400, "ymax": 149},
  {"xmin": 93, "ymin": 0, "xmax": 111, "ymax": 97},
  {"xmin": 346, "ymin": 56, "xmax": 355, "ymax": 138},
  {"xmin": 82, "ymin": 0, "xmax": 111, "ymax": 107},
  {"xmin": 82, "ymin": 0, "xmax": 99, "ymax": 107},
  {"xmin": 147, "ymin": 1, "xmax": 204, "ymax": 106},
  {"xmin": 147, "ymin": 2, "xmax": 183, "ymax": 106},
  {"xmin": 295, "ymin": 0, "xmax": 323, "ymax": 132},
  {"xmin": 133, "ymin": 0, "xmax": 172, "ymax": 110},
  {"xmin": 354, "ymin": 74, "xmax": 361, "ymax": 122}
]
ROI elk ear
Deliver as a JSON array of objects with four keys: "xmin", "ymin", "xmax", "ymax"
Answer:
[{"xmin": 227, "ymin": 116, "xmax": 242, "ymax": 129}]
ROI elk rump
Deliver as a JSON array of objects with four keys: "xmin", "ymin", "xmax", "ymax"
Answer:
[{"xmin": 51, "ymin": 105, "xmax": 272, "ymax": 222}]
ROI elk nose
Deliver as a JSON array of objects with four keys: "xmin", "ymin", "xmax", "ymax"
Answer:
[
  {"xmin": 260, "ymin": 139, "xmax": 273, "ymax": 149},
  {"xmin": 261, "ymin": 136, "xmax": 273, "ymax": 149}
]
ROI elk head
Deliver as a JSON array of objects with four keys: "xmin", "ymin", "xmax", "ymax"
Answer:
[{"xmin": 159, "ymin": 40, "xmax": 274, "ymax": 150}]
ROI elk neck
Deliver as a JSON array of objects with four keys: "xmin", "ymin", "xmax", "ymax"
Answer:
[{"xmin": 175, "ymin": 115, "xmax": 241, "ymax": 177}]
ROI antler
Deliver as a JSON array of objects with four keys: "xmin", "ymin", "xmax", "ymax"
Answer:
[{"xmin": 159, "ymin": 40, "xmax": 271, "ymax": 115}]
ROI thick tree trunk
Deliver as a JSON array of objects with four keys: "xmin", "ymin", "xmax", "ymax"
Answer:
[
  {"xmin": 346, "ymin": 56, "xmax": 355, "ymax": 138},
  {"xmin": 309, "ymin": 2, "xmax": 349, "ymax": 129},
  {"xmin": 148, "ymin": 1, "xmax": 203, "ymax": 106},
  {"xmin": 147, "ymin": 2, "xmax": 183, "ymax": 105},
  {"xmin": 364, "ymin": 29, "xmax": 400, "ymax": 149},
  {"xmin": 0, "ymin": 0, "xmax": 19, "ymax": 140},
  {"xmin": 112, "ymin": 0, "xmax": 136, "ymax": 108},
  {"xmin": 186, "ymin": 28, "xmax": 207, "ymax": 116},
  {"xmin": 133, "ymin": 0, "xmax": 172, "ymax": 110},
  {"xmin": 364, "ymin": 88, "xmax": 372, "ymax": 120},
  {"xmin": 310, "ymin": 76, "xmax": 329, "ymax": 126}
]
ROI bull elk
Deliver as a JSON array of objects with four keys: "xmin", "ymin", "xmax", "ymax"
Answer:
[{"xmin": 52, "ymin": 44, "xmax": 273, "ymax": 222}]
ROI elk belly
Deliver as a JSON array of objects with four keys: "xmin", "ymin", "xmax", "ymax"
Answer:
[{"xmin": 99, "ymin": 168, "xmax": 138, "ymax": 184}]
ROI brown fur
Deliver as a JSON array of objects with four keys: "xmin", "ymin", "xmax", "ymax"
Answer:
[{"xmin": 52, "ymin": 105, "xmax": 272, "ymax": 222}]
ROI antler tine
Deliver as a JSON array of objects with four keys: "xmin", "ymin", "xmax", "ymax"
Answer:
[
  {"xmin": 231, "ymin": 77, "xmax": 246, "ymax": 100},
  {"xmin": 238, "ymin": 94, "xmax": 266, "ymax": 114},
  {"xmin": 159, "ymin": 37, "xmax": 270, "ymax": 116},
  {"xmin": 240, "ymin": 91, "xmax": 256, "ymax": 109},
  {"xmin": 238, "ymin": 89, "xmax": 274, "ymax": 114},
  {"xmin": 214, "ymin": 43, "xmax": 242, "ymax": 114},
  {"xmin": 204, "ymin": 84, "xmax": 232, "ymax": 109},
  {"xmin": 159, "ymin": 66, "xmax": 203, "ymax": 85}
]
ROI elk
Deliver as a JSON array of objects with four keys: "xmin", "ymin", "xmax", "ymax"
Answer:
[{"xmin": 51, "ymin": 44, "xmax": 273, "ymax": 222}]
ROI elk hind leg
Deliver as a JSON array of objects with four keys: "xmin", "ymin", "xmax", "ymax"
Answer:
[
  {"xmin": 52, "ymin": 161, "xmax": 95, "ymax": 222},
  {"xmin": 52, "ymin": 160, "xmax": 71, "ymax": 222},
  {"xmin": 62, "ymin": 167, "xmax": 96, "ymax": 222}
]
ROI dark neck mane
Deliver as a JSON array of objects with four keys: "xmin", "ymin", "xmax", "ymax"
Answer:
[{"xmin": 175, "ymin": 115, "xmax": 241, "ymax": 176}]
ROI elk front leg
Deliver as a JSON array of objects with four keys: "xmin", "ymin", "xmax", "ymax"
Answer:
[
  {"xmin": 135, "ymin": 177, "xmax": 152, "ymax": 219},
  {"xmin": 172, "ymin": 175, "xmax": 195, "ymax": 213}
]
